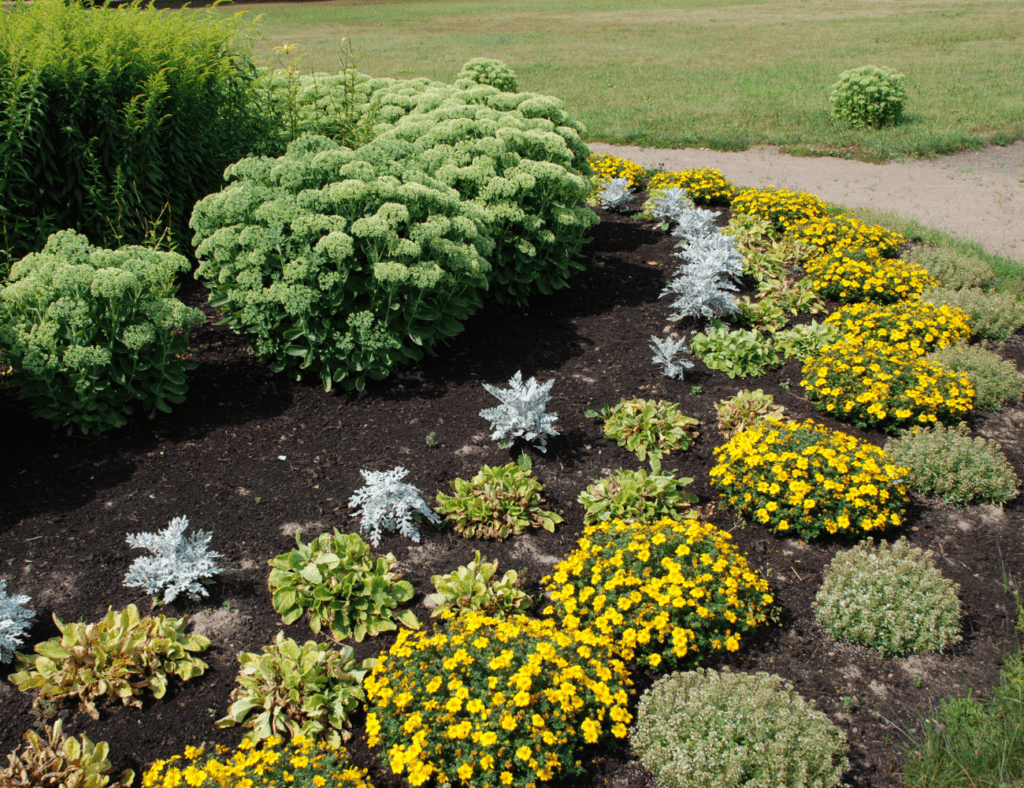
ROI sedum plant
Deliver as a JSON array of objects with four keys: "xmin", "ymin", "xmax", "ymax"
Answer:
[
  {"xmin": 830, "ymin": 65, "xmax": 907, "ymax": 129},
  {"xmin": 587, "ymin": 398, "xmax": 698, "ymax": 472},
  {"xmin": 631, "ymin": 669, "xmax": 848, "ymax": 788},
  {"xmin": 0, "ymin": 578, "xmax": 34, "ymax": 664},
  {"xmin": 597, "ymin": 177, "xmax": 633, "ymax": 211},
  {"xmin": 267, "ymin": 529, "xmax": 419, "ymax": 642},
  {"xmin": 10, "ymin": 604, "xmax": 209, "ymax": 720},
  {"xmin": 928, "ymin": 343, "xmax": 1024, "ymax": 412},
  {"xmin": 690, "ymin": 325, "xmax": 781, "ymax": 379},
  {"xmin": 902, "ymin": 245, "xmax": 997, "ymax": 291},
  {"xmin": 649, "ymin": 334, "xmax": 694, "ymax": 380},
  {"xmin": 480, "ymin": 370, "xmax": 559, "ymax": 452},
  {"xmin": 923, "ymin": 286, "xmax": 1024, "ymax": 342},
  {"xmin": 435, "ymin": 462, "xmax": 562, "ymax": 540},
  {"xmin": 217, "ymin": 631, "xmax": 374, "ymax": 746},
  {"xmin": 884, "ymin": 422, "xmax": 1019, "ymax": 505},
  {"xmin": 123, "ymin": 515, "xmax": 223, "ymax": 605},
  {"xmin": 714, "ymin": 389, "xmax": 787, "ymax": 439},
  {"xmin": 456, "ymin": 57, "xmax": 518, "ymax": 92},
  {"xmin": 577, "ymin": 468, "xmax": 697, "ymax": 526},
  {"xmin": 348, "ymin": 465, "xmax": 439, "ymax": 547},
  {"xmin": 0, "ymin": 719, "xmax": 134, "ymax": 788},
  {"xmin": 814, "ymin": 537, "xmax": 962, "ymax": 655},
  {"xmin": 427, "ymin": 551, "xmax": 531, "ymax": 618}
]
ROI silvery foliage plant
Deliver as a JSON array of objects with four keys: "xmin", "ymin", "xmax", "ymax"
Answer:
[
  {"xmin": 124, "ymin": 516, "xmax": 224, "ymax": 605},
  {"xmin": 480, "ymin": 370, "xmax": 559, "ymax": 453},
  {"xmin": 670, "ymin": 207, "xmax": 721, "ymax": 243},
  {"xmin": 349, "ymin": 466, "xmax": 440, "ymax": 548},
  {"xmin": 650, "ymin": 335, "xmax": 694, "ymax": 380},
  {"xmin": 0, "ymin": 579, "xmax": 35, "ymax": 664},
  {"xmin": 648, "ymin": 187, "xmax": 695, "ymax": 225},
  {"xmin": 662, "ymin": 224, "xmax": 744, "ymax": 322},
  {"xmin": 598, "ymin": 177, "xmax": 633, "ymax": 212}
]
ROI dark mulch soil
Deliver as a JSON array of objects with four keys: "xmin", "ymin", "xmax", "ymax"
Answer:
[{"xmin": 2, "ymin": 200, "xmax": 1023, "ymax": 788}]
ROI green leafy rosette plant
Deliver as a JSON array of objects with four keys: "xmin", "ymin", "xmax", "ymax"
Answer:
[
  {"xmin": 710, "ymin": 419, "xmax": 909, "ymax": 540},
  {"xmin": 737, "ymin": 276, "xmax": 824, "ymax": 330},
  {"xmin": 587, "ymin": 399, "xmax": 699, "ymax": 471},
  {"xmin": 824, "ymin": 300, "xmax": 972, "ymax": 356},
  {"xmin": 813, "ymin": 538, "xmax": 962, "ymax": 655},
  {"xmin": 773, "ymin": 320, "xmax": 841, "ymax": 362},
  {"xmin": 217, "ymin": 631, "xmax": 375, "ymax": 746},
  {"xmin": 689, "ymin": 326, "xmax": 781, "ymax": 379},
  {"xmin": 435, "ymin": 462, "xmax": 562, "ymax": 540},
  {"xmin": 364, "ymin": 611, "xmax": 633, "ymax": 788},
  {"xmin": 267, "ymin": 529, "xmax": 419, "ymax": 642},
  {"xmin": 0, "ymin": 231, "xmax": 204, "ymax": 434},
  {"xmin": 928, "ymin": 343, "xmax": 1024, "ymax": 412},
  {"xmin": 10, "ymin": 604, "xmax": 209, "ymax": 720},
  {"xmin": 544, "ymin": 517, "xmax": 773, "ymax": 670},
  {"xmin": 1, "ymin": 719, "xmax": 134, "ymax": 788},
  {"xmin": 713, "ymin": 389, "xmax": 787, "ymax": 439},
  {"xmin": 577, "ymin": 468, "xmax": 697, "ymax": 526},
  {"xmin": 427, "ymin": 551, "xmax": 531, "ymax": 618},
  {"xmin": 830, "ymin": 65, "xmax": 907, "ymax": 129}
]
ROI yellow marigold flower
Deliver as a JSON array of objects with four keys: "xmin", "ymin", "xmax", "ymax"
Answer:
[{"xmin": 516, "ymin": 745, "xmax": 533, "ymax": 761}]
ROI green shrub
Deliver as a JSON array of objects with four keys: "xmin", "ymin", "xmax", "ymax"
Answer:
[
  {"xmin": 427, "ymin": 551, "xmax": 531, "ymax": 618},
  {"xmin": 588, "ymin": 398, "xmax": 699, "ymax": 471},
  {"xmin": 714, "ymin": 389, "xmax": 786, "ymax": 438},
  {"xmin": 814, "ymin": 537, "xmax": 962, "ymax": 655},
  {"xmin": 1, "ymin": 720, "xmax": 134, "ymax": 788},
  {"xmin": 577, "ymin": 468, "xmax": 697, "ymax": 526},
  {"xmin": 0, "ymin": 0, "xmax": 275, "ymax": 271},
  {"xmin": 829, "ymin": 65, "xmax": 907, "ymax": 129},
  {"xmin": 884, "ymin": 422, "xmax": 1019, "ymax": 505},
  {"xmin": 456, "ymin": 57, "xmax": 519, "ymax": 92},
  {"xmin": 690, "ymin": 325, "xmax": 781, "ymax": 379},
  {"xmin": 0, "ymin": 230, "xmax": 204, "ymax": 434},
  {"xmin": 923, "ymin": 286, "xmax": 1024, "ymax": 342},
  {"xmin": 902, "ymin": 245, "xmax": 997, "ymax": 291},
  {"xmin": 928, "ymin": 343, "xmax": 1023, "ymax": 411},
  {"xmin": 773, "ymin": 320, "xmax": 841, "ymax": 362},
  {"xmin": 631, "ymin": 669, "xmax": 848, "ymax": 788}
]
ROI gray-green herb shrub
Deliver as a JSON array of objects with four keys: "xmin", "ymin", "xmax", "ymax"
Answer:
[
  {"xmin": 902, "ymin": 246, "xmax": 997, "ymax": 291},
  {"xmin": 640, "ymin": 187, "xmax": 694, "ymax": 225},
  {"xmin": 124, "ymin": 516, "xmax": 223, "ymax": 606},
  {"xmin": 0, "ymin": 579, "xmax": 34, "ymax": 664},
  {"xmin": 427, "ymin": 551, "xmax": 531, "ymax": 618},
  {"xmin": 631, "ymin": 668, "xmax": 849, "ymax": 788},
  {"xmin": 813, "ymin": 537, "xmax": 962, "ymax": 655},
  {"xmin": 480, "ymin": 371, "xmax": 559, "ymax": 452},
  {"xmin": 829, "ymin": 65, "xmax": 907, "ymax": 129},
  {"xmin": 0, "ymin": 231, "xmax": 204, "ymax": 434},
  {"xmin": 349, "ymin": 466, "xmax": 440, "ymax": 547},
  {"xmin": 923, "ymin": 286, "xmax": 1024, "ymax": 342},
  {"xmin": 884, "ymin": 422, "xmax": 1019, "ymax": 505},
  {"xmin": 927, "ymin": 343, "xmax": 1023, "ymax": 411},
  {"xmin": 456, "ymin": 58, "xmax": 519, "ymax": 93},
  {"xmin": 690, "ymin": 325, "xmax": 782, "ymax": 378},
  {"xmin": 577, "ymin": 468, "xmax": 697, "ymax": 526}
]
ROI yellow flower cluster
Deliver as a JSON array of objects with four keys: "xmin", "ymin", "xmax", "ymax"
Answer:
[
  {"xmin": 803, "ymin": 253, "xmax": 935, "ymax": 304},
  {"xmin": 646, "ymin": 167, "xmax": 736, "ymax": 205},
  {"xmin": 364, "ymin": 611, "xmax": 632, "ymax": 788},
  {"xmin": 731, "ymin": 187, "xmax": 829, "ymax": 234},
  {"xmin": 710, "ymin": 419, "xmax": 909, "ymax": 540},
  {"xmin": 544, "ymin": 517, "xmax": 771, "ymax": 670},
  {"xmin": 794, "ymin": 214, "xmax": 905, "ymax": 263},
  {"xmin": 586, "ymin": 153, "xmax": 647, "ymax": 189},
  {"xmin": 824, "ymin": 300, "xmax": 971, "ymax": 357},
  {"xmin": 141, "ymin": 736, "xmax": 373, "ymax": 788},
  {"xmin": 801, "ymin": 337, "xmax": 974, "ymax": 432}
]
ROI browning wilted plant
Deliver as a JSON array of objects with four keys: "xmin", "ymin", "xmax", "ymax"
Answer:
[
  {"xmin": 427, "ymin": 552, "xmax": 531, "ymax": 618},
  {"xmin": 10, "ymin": 604, "xmax": 209, "ymax": 720},
  {"xmin": 631, "ymin": 669, "xmax": 848, "ymax": 788},
  {"xmin": 884, "ymin": 422, "xmax": 1019, "ymax": 505},
  {"xmin": 814, "ymin": 537, "xmax": 962, "ymax": 655},
  {"xmin": 480, "ymin": 370, "xmax": 559, "ymax": 453},
  {"xmin": 217, "ymin": 631, "xmax": 374, "ymax": 746},
  {"xmin": 902, "ymin": 245, "xmax": 997, "ymax": 291},
  {"xmin": 0, "ymin": 719, "xmax": 134, "ymax": 788},
  {"xmin": 123, "ymin": 515, "xmax": 223, "ymax": 605},
  {"xmin": 577, "ymin": 468, "xmax": 697, "ymax": 526},
  {"xmin": 348, "ymin": 466, "xmax": 440, "ymax": 547},
  {"xmin": 927, "ymin": 343, "xmax": 1024, "ymax": 411},
  {"xmin": 0, "ymin": 578, "xmax": 34, "ymax": 664},
  {"xmin": 923, "ymin": 286, "xmax": 1024, "ymax": 342},
  {"xmin": 587, "ymin": 398, "xmax": 699, "ymax": 472},
  {"xmin": 434, "ymin": 462, "xmax": 562, "ymax": 540},
  {"xmin": 714, "ymin": 389, "xmax": 787, "ymax": 438}
]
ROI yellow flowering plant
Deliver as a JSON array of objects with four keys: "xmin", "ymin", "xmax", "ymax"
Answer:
[
  {"xmin": 731, "ymin": 188, "xmax": 829, "ymax": 235},
  {"xmin": 646, "ymin": 168, "xmax": 736, "ymax": 206},
  {"xmin": 709, "ymin": 419, "xmax": 908, "ymax": 540},
  {"xmin": 586, "ymin": 153, "xmax": 646, "ymax": 191},
  {"xmin": 823, "ymin": 300, "xmax": 971, "ymax": 357},
  {"xmin": 140, "ymin": 735, "xmax": 374, "ymax": 788},
  {"xmin": 544, "ymin": 517, "xmax": 772, "ymax": 671},
  {"xmin": 803, "ymin": 252, "xmax": 935, "ymax": 304},
  {"xmin": 364, "ymin": 611, "xmax": 633, "ymax": 788}
]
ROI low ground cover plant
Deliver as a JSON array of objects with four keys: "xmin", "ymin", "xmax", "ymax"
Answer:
[
  {"xmin": 1, "ymin": 719, "xmax": 134, "ymax": 788},
  {"xmin": 773, "ymin": 320, "xmax": 841, "ymax": 361},
  {"xmin": 690, "ymin": 325, "xmax": 781, "ymax": 379},
  {"xmin": 267, "ymin": 529, "xmax": 419, "ymax": 642},
  {"xmin": 902, "ymin": 245, "xmax": 997, "ymax": 291},
  {"xmin": 884, "ymin": 422, "xmax": 1019, "ymax": 505},
  {"xmin": 10, "ymin": 604, "xmax": 209, "ymax": 720},
  {"xmin": 710, "ymin": 419, "xmax": 909, "ymax": 540},
  {"xmin": 814, "ymin": 537, "xmax": 962, "ymax": 654},
  {"xmin": 123, "ymin": 515, "xmax": 223, "ymax": 606},
  {"xmin": 587, "ymin": 398, "xmax": 699, "ymax": 470},
  {"xmin": 923, "ymin": 286, "xmax": 1024, "ymax": 342},
  {"xmin": 927, "ymin": 343, "xmax": 1024, "ymax": 411},
  {"xmin": 545, "ymin": 517, "xmax": 772, "ymax": 669},
  {"xmin": 830, "ymin": 65, "xmax": 907, "ymax": 129},
  {"xmin": 714, "ymin": 389, "xmax": 787, "ymax": 438},
  {"xmin": 631, "ymin": 668, "xmax": 848, "ymax": 788},
  {"xmin": 364, "ymin": 610, "xmax": 633, "ymax": 788},
  {"xmin": 577, "ymin": 468, "xmax": 697, "ymax": 526},
  {"xmin": 427, "ymin": 552, "xmax": 531, "ymax": 618}
]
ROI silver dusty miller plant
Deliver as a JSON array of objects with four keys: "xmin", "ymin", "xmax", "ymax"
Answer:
[
  {"xmin": 0, "ymin": 579, "xmax": 35, "ymax": 664},
  {"xmin": 598, "ymin": 177, "xmax": 633, "ymax": 211},
  {"xmin": 670, "ymin": 206, "xmax": 721, "ymax": 242},
  {"xmin": 648, "ymin": 187, "xmax": 695, "ymax": 225},
  {"xmin": 650, "ymin": 334, "xmax": 694, "ymax": 380},
  {"xmin": 662, "ymin": 230, "xmax": 744, "ymax": 322},
  {"xmin": 124, "ymin": 515, "xmax": 223, "ymax": 605},
  {"xmin": 349, "ymin": 466, "xmax": 440, "ymax": 548},
  {"xmin": 480, "ymin": 370, "xmax": 559, "ymax": 453}
]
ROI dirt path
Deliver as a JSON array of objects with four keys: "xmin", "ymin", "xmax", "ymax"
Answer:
[{"xmin": 590, "ymin": 142, "xmax": 1024, "ymax": 263}]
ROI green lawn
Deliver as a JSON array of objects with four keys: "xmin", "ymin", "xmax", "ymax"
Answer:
[{"xmin": 225, "ymin": 0, "xmax": 1024, "ymax": 162}]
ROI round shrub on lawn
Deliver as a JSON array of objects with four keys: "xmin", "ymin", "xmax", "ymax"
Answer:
[
  {"xmin": 364, "ymin": 611, "xmax": 633, "ymax": 788},
  {"xmin": 710, "ymin": 419, "xmax": 909, "ymax": 540},
  {"xmin": 631, "ymin": 668, "xmax": 849, "ymax": 788},
  {"xmin": 813, "ymin": 537, "xmax": 962, "ymax": 655},
  {"xmin": 829, "ymin": 65, "xmax": 907, "ymax": 129},
  {"xmin": 544, "ymin": 517, "xmax": 773, "ymax": 670}
]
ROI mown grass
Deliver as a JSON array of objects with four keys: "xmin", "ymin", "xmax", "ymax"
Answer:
[{"xmin": 227, "ymin": 0, "xmax": 1024, "ymax": 162}]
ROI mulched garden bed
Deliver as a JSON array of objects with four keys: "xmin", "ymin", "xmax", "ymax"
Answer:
[{"xmin": 2, "ymin": 199, "xmax": 1022, "ymax": 788}]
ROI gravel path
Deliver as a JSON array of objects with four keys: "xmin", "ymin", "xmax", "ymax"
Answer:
[{"xmin": 590, "ymin": 142, "xmax": 1024, "ymax": 263}]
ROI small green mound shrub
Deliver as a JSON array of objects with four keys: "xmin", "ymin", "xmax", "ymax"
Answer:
[
  {"xmin": 690, "ymin": 325, "xmax": 781, "ymax": 379},
  {"xmin": 1, "ymin": 720, "xmax": 134, "ymax": 788},
  {"xmin": 927, "ymin": 343, "xmax": 1023, "ymax": 411},
  {"xmin": 773, "ymin": 320, "xmax": 842, "ymax": 362},
  {"xmin": 0, "ymin": 230, "xmax": 203, "ymax": 434},
  {"xmin": 923, "ymin": 286, "xmax": 1024, "ymax": 342},
  {"xmin": 814, "ymin": 537, "xmax": 962, "ymax": 655},
  {"xmin": 427, "ymin": 551, "xmax": 531, "ymax": 618},
  {"xmin": 902, "ymin": 245, "xmax": 997, "ymax": 291},
  {"xmin": 714, "ymin": 389, "xmax": 786, "ymax": 438},
  {"xmin": 829, "ymin": 65, "xmax": 907, "ymax": 129},
  {"xmin": 577, "ymin": 468, "xmax": 697, "ymax": 526},
  {"xmin": 631, "ymin": 669, "xmax": 849, "ymax": 788},
  {"xmin": 884, "ymin": 422, "xmax": 1019, "ymax": 505},
  {"xmin": 456, "ymin": 57, "xmax": 519, "ymax": 92},
  {"xmin": 588, "ymin": 398, "xmax": 699, "ymax": 469}
]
